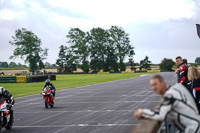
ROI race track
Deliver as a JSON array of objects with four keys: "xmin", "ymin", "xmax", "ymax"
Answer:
[{"xmin": 2, "ymin": 72, "xmax": 176, "ymax": 133}]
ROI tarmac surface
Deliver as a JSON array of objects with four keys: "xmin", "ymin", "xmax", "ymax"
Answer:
[{"xmin": 2, "ymin": 72, "xmax": 176, "ymax": 133}]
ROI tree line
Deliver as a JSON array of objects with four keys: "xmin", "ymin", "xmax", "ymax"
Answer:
[
  {"xmin": 9, "ymin": 26, "xmax": 137, "ymax": 73},
  {"xmin": 9, "ymin": 27, "xmax": 199, "ymax": 73},
  {"xmin": 0, "ymin": 61, "xmax": 57, "ymax": 68},
  {"xmin": 56, "ymin": 26, "xmax": 135, "ymax": 73},
  {"xmin": 0, "ymin": 62, "xmax": 27, "ymax": 68}
]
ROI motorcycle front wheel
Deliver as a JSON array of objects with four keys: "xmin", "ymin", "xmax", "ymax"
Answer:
[
  {"xmin": 5, "ymin": 110, "xmax": 13, "ymax": 129},
  {"xmin": 0, "ymin": 111, "xmax": 4, "ymax": 132},
  {"xmin": 45, "ymin": 98, "xmax": 48, "ymax": 109}
]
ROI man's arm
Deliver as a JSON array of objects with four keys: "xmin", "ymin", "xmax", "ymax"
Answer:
[
  {"xmin": 141, "ymin": 95, "xmax": 175, "ymax": 121},
  {"xmin": 179, "ymin": 65, "xmax": 186, "ymax": 84},
  {"xmin": 4, "ymin": 90, "xmax": 15, "ymax": 105},
  {"xmin": 43, "ymin": 84, "xmax": 46, "ymax": 89},
  {"xmin": 51, "ymin": 83, "xmax": 55, "ymax": 90}
]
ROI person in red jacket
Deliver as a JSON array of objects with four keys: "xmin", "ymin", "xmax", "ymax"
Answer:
[{"xmin": 175, "ymin": 56, "xmax": 190, "ymax": 91}]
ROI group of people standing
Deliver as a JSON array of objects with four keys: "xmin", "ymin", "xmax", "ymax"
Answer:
[
  {"xmin": 134, "ymin": 56, "xmax": 200, "ymax": 133},
  {"xmin": 176, "ymin": 56, "xmax": 200, "ymax": 112}
]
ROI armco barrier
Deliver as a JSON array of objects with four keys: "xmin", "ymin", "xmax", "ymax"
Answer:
[
  {"xmin": 31, "ymin": 75, "xmax": 48, "ymax": 82},
  {"xmin": 0, "ymin": 77, "xmax": 16, "ymax": 83},
  {"xmin": 132, "ymin": 119, "xmax": 161, "ymax": 133},
  {"xmin": 29, "ymin": 75, "xmax": 56, "ymax": 83},
  {"xmin": 132, "ymin": 103, "xmax": 161, "ymax": 133},
  {"xmin": 132, "ymin": 103, "xmax": 177, "ymax": 133},
  {"xmin": 27, "ymin": 77, "xmax": 32, "ymax": 83},
  {"xmin": 48, "ymin": 75, "xmax": 56, "ymax": 80},
  {"xmin": 16, "ymin": 76, "xmax": 27, "ymax": 83}
]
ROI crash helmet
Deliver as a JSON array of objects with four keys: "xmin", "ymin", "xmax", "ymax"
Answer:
[
  {"xmin": 45, "ymin": 79, "xmax": 50, "ymax": 84},
  {"xmin": 0, "ymin": 87, "xmax": 5, "ymax": 95}
]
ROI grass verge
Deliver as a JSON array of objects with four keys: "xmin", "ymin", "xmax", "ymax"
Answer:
[{"xmin": 0, "ymin": 72, "xmax": 158, "ymax": 98}]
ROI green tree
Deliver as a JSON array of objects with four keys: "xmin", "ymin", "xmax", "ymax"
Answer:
[
  {"xmin": 9, "ymin": 28, "xmax": 48, "ymax": 73},
  {"xmin": 67, "ymin": 28, "xmax": 90, "ymax": 73},
  {"xmin": 56, "ymin": 45, "xmax": 78, "ymax": 73},
  {"xmin": 9, "ymin": 62, "xmax": 17, "ymax": 67},
  {"xmin": 109, "ymin": 26, "xmax": 132, "ymax": 71},
  {"xmin": 38, "ymin": 60, "xmax": 45, "ymax": 70},
  {"xmin": 45, "ymin": 62, "xmax": 51, "ymax": 67},
  {"xmin": 51, "ymin": 64, "xmax": 57, "ymax": 67},
  {"xmin": 128, "ymin": 46, "xmax": 135, "ymax": 71},
  {"xmin": 104, "ymin": 44, "xmax": 119, "ymax": 72},
  {"xmin": 17, "ymin": 63, "xmax": 22, "ymax": 67},
  {"xmin": 195, "ymin": 57, "xmax": 200, "ymax": 65},
  {"xmin": 56, "ymin": 45, "xmax": 67, "ymax": 72},
  {"xmin": 159, "ymin": 58, "xmax": 175, "ymax": 71},
  {"xmin": 65, "ymin": 46, "xmax": 78, "ymax": 72},
  {"xmin": 88, "ymin": 27, "xmax": 109, "ymax": 72},
  {"xmin": 0, "ymin": 62, "xmax": 8, "ymax": 67},
  {"xmin": 140, "ymin": 56, "xmax": 151, "ymax": 70}
]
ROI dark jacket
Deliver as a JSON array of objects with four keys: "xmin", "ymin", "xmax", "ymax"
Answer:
[
  {"xmin": 43, "ymin": 83, "xmax": 55, "ymax": 90},
  {"xmin": 193, "ymin": 78, "xmax": 200, "ymax": 91},
  {"xmin": 0, "ymin": 90, "xmax": 15, "ymax": 105}
]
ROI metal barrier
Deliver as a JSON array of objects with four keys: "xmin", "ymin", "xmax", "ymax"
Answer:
[
  {"xmin": 132, "ymin": 117, "xmax": 177, "ymax": 133},
  {"xmin": 132, "ymin": 102, "xmax": 177, "ymax": 133},
  {"xmin": 16, "ymin": 76, "xmax": 27, "ymax": 83},
  {"xmin": 132, "ymin": 119, "xmax": 161, "ymax": 133},
  {"xmin": 0, "ymin": 77, "xmax": 16, "ymax": 83}
]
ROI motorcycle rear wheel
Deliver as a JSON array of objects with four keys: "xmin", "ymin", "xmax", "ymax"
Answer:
[{"xmin": 45, "ymin": 98, "xmax": 48, "ymax": 108}]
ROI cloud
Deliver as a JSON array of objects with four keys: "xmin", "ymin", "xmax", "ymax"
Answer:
[
  {"xmin": 0, "ymin": 0, "xmax": 200, "ymax": 64},
  {"xmin": 47, "ymin": 0, "xmax": 196, "ymax": 22}
]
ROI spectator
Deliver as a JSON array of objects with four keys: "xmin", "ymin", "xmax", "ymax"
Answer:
[
  {"xmin": 183, "ymin": 58, "xmax": 188, "ymax": 64},
  {"xmin": 188, "ymin": 66, "xmax": 200, "ymax": 113},
  {"xmin": 134, "ymin": 75, "xmax": 200, "ymax": 133},
  {"xmin": 175, "ymin": 56, "xmax": 190, "ymax": 91}
]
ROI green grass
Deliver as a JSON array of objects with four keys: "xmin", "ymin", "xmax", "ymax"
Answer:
[
  {"xmin": 0, "ymin": 67, "xmax": 28, "ymax": 70},
  {"xmin": 0, "ymin": 72, "xmax": 158, "ymax": 98}
]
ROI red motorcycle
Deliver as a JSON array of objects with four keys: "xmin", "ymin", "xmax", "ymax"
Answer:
[{"xmin": 41, "ymin": 86, "xmax": 54, "ymax": 108}]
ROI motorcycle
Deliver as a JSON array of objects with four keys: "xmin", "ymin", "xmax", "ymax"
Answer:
[
  {"xmin": 41, "ymin": 86, "xmax": 54, "ymax": 108},
  {"xmin": 0, "ymin": 98, "xmax": 14, "ymax": 131}
]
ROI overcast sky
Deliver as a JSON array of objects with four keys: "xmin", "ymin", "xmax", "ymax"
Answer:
[{"xmin": 0, "ymin": 0, "xmax": 200, "ymax": 65}]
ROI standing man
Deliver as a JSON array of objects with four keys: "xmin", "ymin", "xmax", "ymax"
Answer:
[
  {"xmin": 175, "ymin": 56, "xmax": 189, "ymax": 90},
  {"xmin": 134, "ymin": 75, "xmax": 200, "ymax": 133}
]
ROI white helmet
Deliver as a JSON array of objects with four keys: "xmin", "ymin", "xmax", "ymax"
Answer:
[
  {"xmin": 0, "ymin": 87, "xmax": 5, "ymax": 95},
  {"xmin": 45, "ymin": 79, "xmax": 50, "ymax": 84}
]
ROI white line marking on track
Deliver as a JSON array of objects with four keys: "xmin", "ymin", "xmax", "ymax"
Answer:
[
  {"xmin": 15, "ymin": 110, "xmax": 135, "ymax": 113},
  {"xmin": 27, "ymin": 111, "xmax": 65, "ymax": 126},
  {"xmin": 13, "ymin": 124, "xmax": 138, "ymax": 128}
]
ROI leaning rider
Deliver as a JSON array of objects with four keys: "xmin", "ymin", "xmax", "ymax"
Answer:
[
  {"xmin": 0, "ymin": 87, "xmax": 15, "ymax": 108},
  {"xmin": 43, "ymin": 79, "xmax": 56, "ymax": 98}
]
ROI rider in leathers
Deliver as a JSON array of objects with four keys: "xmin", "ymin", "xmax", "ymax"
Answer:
[
  {"xmin": 43, "ymin": 79, "xmax": 56, "ymax": 97},
  {"xmin": 0, "ymin": 87, "xmax": 15, "ymax": 107},
  {"xmin": 134, "ymin": 75, "xmax": 200, "ymax": 133}
]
